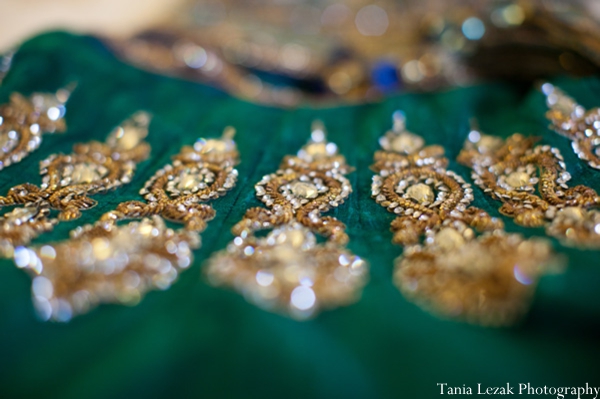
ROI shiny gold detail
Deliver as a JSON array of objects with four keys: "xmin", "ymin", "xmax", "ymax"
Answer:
[
  {"xmin": 505, "ymin": 171, "xmax": 530, "ymax": 188},
  {"xmin": 0, "ymin": 207, "xmax": 55, "ymax": 257},
  {"xmin": 542, "ymin": 83, "xmax": 600, "ymax": 169},
  {"xmin": 290, "ymin": 181, "xmax": 319, "ymax": 199},
  {"xmin": 0, "ymin": 112, "xmax": 151, "ymax": 257},
  {"xmin": 373, "ymin": 111, "xmax": 561, "ymax": 326},
  {"xmin": 458, "ymin": 122, "xmax": 600, "ymax": 248},
  {"xmin": 0, "ymin": 85, "xmax": 73, "ymax": 170},
  {"xmin": 15, "ymin": 128, "xmax": 239, "ymax": 322},
  {"xmin": 16, "ymin": 216, "xmax": 199, "ymax": 322},
  {"xmin": 396, "ymin": 232, "xmax": 558, "ymax": 326},
  {"xmin": 107, "ymin": 127, "xmax": 239, "ymax": 231},
  {"xmin": 406, "ymin": 183, "xmax": 435, "ymax": 204},
  {"xmin": 206, "ymin": 121, "xmax": 368, "ymax": 320},
  {"xmin": 475, "ymin": 134, "xmax": 504, "ymax": 154}
]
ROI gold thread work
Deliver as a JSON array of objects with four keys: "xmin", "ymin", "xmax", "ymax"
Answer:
[
  {"xmin": 0, "ymin": 86, "xmax": 72, "ymax": 170},
  {"xmin": 206, "ymin": 121, "xmax": 368, "ymax": 320},
  {"xmin": 13, "ymin": 128, "xmax": 239, "ymax": 321},
  {"xmin": 0, "ymin": 111, "xmax": 151, "ymax": 256},
  {"xmin": 373, "ymin": 111, "xmax": 561, "ymax": 326},
  {"xmin": 458, "ymin": 121, "xmax": 600, "ymax": 248},
  {"xmin": 542, "ymin": 82, "xmax": 600, "ymax": 169}
]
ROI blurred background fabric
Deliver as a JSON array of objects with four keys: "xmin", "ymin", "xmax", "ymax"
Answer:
[
  {"xmin": 5, "ymin": 0, "xmax": 600, "ymax": 105},
  {"xmin": 0, "ymin": 0, "xmax": 184, "ymax": 50}
]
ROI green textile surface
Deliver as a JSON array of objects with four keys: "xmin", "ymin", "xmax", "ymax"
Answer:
[{"xmin": 0, "ymin": 32, "xmax": 599, "ymax": 399}]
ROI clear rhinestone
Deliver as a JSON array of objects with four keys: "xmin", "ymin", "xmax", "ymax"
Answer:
[
  {"xmin": 390, "ymin": 133, "xmax": 424, "ymax": 154},
  {"xmin": 195, "ymin": 139, "xmax": 235, "ymax": 154},
  {"xmin": 304, "ymin": 142, "xmax": 328, "ymax": 158},
  {"xmin": 290, "ymin": 181, "xmax": 319, "ymax": 199},
  {"xmin": 435, "ymin": 228, "xmax": 465, "ymax": 251},
  {"xmin": 476, "ymin": 134, "xmax": 504, "ymax": 154},
  {"xmin": 71, "ymin": 163, "xmax": 102, "ymax": 184},
  {"xmin": 505, "ymin": 171, "xmax": 530, "ymax": 188},
  {"xmin": 406, "ymin": 183, "xmax": 434, "ymax": 203},
  {"xmin": 177, "ymin": 172, "xmax": 201, "ymax": 190},
  {"xmin": 112, "ymin": 126, "xmax": 145, "ymax": 151}
]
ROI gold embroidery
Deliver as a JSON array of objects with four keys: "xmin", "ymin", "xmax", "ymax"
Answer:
[
  {"xmin": 0, "ymin": 86, "xmax": 72, "ymax": 170},
  {"xmin": 458, "ymin": 122, "xmax": 600, "ymax": 248},
  {"xmin": 105, "ymin": 127, "xmax": 239, "ymax": 231},
  {"xmin": 15, "ymin": 129, "xmax": 239, "ymax": 321},
  {"xmin": 0, "ymin": 207, "xmax": 55, "ymax": 256},
  {"xmin": 206, "ymin": 121, "xmax": 368, "ymax": 320},
  {"xmin": 542, "ymin": 82, "xmax": 600, "ymax": 169},
  {"xmin": 0, "ymin": 112, "xmax": 151, "ymax": 257},
  {"xmin": 373, "ymin": 112, "xmax": 561, "ymax": 326}
]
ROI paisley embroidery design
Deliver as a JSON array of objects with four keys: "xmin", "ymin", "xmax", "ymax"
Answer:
[
  {"xmin": 206, "ymin": 121, "xmax": 368, "ymax": 320},
  {"xmin": 542, "ymin": 82, "xmax": 600, "ymax": 169},
  {"xmin": 458, "ymin": 122, "xmax": 600, "ymax": 248},
  {"xmin": 0, "ymin": 85, "xmax": 73, "ymax": 170},
  {"xmin": 373, "ymin": 112, "xmax": 561, "ymax": 326},
  {"xmin": 0, "ymin": 112, "xmax": 151, "ymax": 256},
  {"xmin": 14, "ymin": 128, "xmax": 239, "ymax": 322}
]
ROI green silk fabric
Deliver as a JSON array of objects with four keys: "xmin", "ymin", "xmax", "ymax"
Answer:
[{"xmin": 0, "ymin": 32, "xmax": 598, "ymax": 399}]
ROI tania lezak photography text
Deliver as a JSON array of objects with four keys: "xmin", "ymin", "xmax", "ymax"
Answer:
[{"xmin": 437, "ymin": 383, "xmax": 600, "ymax": 398}]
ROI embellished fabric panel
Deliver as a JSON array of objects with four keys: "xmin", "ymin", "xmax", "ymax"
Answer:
[{"xmin": 0, "ymin": 32, "xmax": 598, "ymax": 399}]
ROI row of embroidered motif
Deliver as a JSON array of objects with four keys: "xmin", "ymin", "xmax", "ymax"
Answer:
[{"xmin": 0, "ymin": 84, "xmax": 598, "ymax": 326}]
